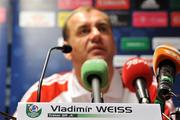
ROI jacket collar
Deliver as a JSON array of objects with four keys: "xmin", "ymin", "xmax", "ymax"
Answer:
[{"xmin": 69, "ymin": 69, "xmax": 124, "ymax": 102}]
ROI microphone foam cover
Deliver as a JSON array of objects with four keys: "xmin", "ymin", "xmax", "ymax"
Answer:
[
  {"xmin": 153, "ymin": 44, "xmax": 180, "ymax": 75},
  {"xmin": 81, "ymin": 59, "xmax": 108, "ymax": 91},
  {"xmin": 62, "ymin": 45, "xmax": 72, "ymax": 53},
  {"xmin": 122, "ymin": 57, "xmax": 153, "ymax": 92}
]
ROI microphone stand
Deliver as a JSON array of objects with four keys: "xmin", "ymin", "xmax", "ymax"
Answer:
[
  {"xmin": 91, "ymin": 77, "xmax": 103, "ymax": 103},
  {"xmin": 135, "ymin": 78, "xmax": 150, "ymax": 104},
  {"xmin": 37, "ymin": 47, "xmax": 56, "ymax": 102},
  {"xmin": 37, "ymin": 45, "xmax": 72, "ymax": 102}
]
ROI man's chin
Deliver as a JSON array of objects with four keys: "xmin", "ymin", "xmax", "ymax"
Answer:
[{"xmin": 88, "ymin": 55, "xmax": 106, "ymax": 60}]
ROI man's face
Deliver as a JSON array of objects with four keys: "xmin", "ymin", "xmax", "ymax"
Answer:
[{"xmin": 66, "ymin": 9, "xmax": 116, "ymax": 66}]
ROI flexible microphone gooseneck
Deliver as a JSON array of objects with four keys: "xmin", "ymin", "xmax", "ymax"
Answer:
[{"xmin": 37, "ymin": 45, "xmax": 72, "ymax": 102}]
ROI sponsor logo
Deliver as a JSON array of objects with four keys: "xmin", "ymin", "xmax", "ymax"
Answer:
[
  {"xmin": 0, "ymin": 8, "xmax": 6, "ymax": 24},
  {"xmin": 95, "ymin": 0, "xmax": 130, "ymax": 10},
  {"xmin": 57, "ymin": 11, "xmax": 71, "ymax": 28},
  {"xmin": 26, "ymin": 104, "xmax": 42, "ymax": 118},
  {"xmin": 171, "ymin": 12, "xmax": 180, "ymax": 27},
  {"xmin": 109, "ymin": 12, "xmax": 130, "ymax": 26},
  {"xmin": 19, "ymin": 11, "xmax": 55, "ymax": 27},
  {"xmin": 58, "ymin": 0, "xmax": 92, "ymax": 10},
  {"xmin": 126, "ymin": 58, "xmax": 148, "ymax": 69},
  {"xmin": 133, "ymin": 11, "xmax": 168, "ymax": 27}
]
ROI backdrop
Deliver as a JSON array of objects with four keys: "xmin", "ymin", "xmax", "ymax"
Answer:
[{"xmin": 8, "ymin": 0, "xmax": 180, "ymax": 115}]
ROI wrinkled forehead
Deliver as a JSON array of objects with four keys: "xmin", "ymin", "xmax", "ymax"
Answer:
[{"xmin": 67, "ymin": 9, "xmax": 110, "ymax": 29}]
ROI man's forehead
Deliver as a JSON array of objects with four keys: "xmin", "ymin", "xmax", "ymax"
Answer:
[{"xmin": 67, "ymin": 10, "xmax": 109, "ymax": 27}]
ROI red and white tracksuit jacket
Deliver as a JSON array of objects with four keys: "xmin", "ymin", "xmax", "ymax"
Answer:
[{"xmin": 17, "ymin": 69, "xmax": 175, "ymax": 119}]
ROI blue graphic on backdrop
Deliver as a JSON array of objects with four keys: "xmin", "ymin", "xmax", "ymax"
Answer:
[{"xmin": 0, "ymin": 23, "xmax": 8, "ymax": 120}]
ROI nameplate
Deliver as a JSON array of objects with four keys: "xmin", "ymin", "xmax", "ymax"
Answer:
[{"xmin": 17, "ymin": 102, "xmax": 162, "ymax": 120}]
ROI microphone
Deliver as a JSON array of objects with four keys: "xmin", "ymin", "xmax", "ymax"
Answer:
[
  {"xmin": 122, "ymin": 57, "xmax": 153, "ymax": 103},
  {"xmin": 53, "ymin": 44, "xmax": 72, "ymax": 53},
  {"xmin": 37, "ymin": 44, "xmax": 72, "ymax": 102},
  {"xmin": 153, "ymin": 44, "xmax": 180, "ymax": 101},
  {"xmin": 81, "ymin": 59, "xmax": 108, "ymax": 103},
  {"xmin": 154, "ymin": 97, "xmax": 165, "ymax": 112}
]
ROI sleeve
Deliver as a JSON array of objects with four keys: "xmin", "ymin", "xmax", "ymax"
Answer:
[{"xmin": 13, "ymin": 73, "xmax": 69, "ymax": 117}]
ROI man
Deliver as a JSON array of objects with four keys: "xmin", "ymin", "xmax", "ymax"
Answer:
[
  {"xmin": 21, "ymin": 6, "xmax": 126, "ymax": 103},
  {"xmin": 16, "ymin": 6, "xmax": 173, "ymax": 119}
]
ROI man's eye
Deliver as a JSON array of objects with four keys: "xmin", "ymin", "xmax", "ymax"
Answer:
[
  {"xmin": 80, "ymin": 28, "xmax": 90, "ymax": 35},
  {"xmin": 99, "ymin": 26, "xmax": 108, "ymax": 32}
]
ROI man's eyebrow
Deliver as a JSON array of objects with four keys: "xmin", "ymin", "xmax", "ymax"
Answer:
[
  {"xmin": 76, "ymin": 24, "xmax": 89, "ymax": 30},
  {"xmin": 96, "ymin": 21, "xmax": 111, "ymax": 27}
]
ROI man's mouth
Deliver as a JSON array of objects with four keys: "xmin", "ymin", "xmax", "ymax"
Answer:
[
  {"xmin": 88, "ymin": 46, "xmax": 105, "ymax": 52},
  {"xmin": 88, "ymin": 46, "xmax": 106, "ymax": 54}
]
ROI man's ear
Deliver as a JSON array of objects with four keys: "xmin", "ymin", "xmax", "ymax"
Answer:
[
  {"xmin": 63, "ymin": 41, "xmax": 72, "ymax": 60},
  {"xmin": 64, "ymin": 52, "xmax": 72, "ymax": 60}
]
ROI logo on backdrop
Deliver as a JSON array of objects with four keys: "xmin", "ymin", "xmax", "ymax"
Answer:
[{"xmin": 26, "ymin": 104, "xmax": 42, "ymax": 118}]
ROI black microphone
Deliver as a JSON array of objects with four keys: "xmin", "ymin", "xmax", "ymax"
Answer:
[
  {"xmin": 153, "ymin": 44, "xmax": 180, "ymax": 101},
  {"xmin": 37, "ymin": 45, "xmax": 72, "ymax": 102},
  {"xmin": 175, "ymin": 107, "xmax": 180, "ymax": 120},
  {"xmin": 53, "ymin": 44, "xmax": 72, "ymax": 53}
]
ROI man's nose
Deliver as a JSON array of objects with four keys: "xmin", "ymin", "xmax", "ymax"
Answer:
[{"xmin": 90, "ymin": 27, "xmax": 101, "ymax": 42}]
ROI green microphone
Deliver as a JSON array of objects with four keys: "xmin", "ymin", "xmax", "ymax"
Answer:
[{"xmin": 81, "ymin": 59, "xmax": 108, "ymax": 102}]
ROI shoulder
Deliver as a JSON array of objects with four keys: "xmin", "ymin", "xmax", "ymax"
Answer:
[
  {"xmin": 42, "ymin": 71, "xmax": 73, "ymax": 85},
  {"xmin": 21, "ymin": 71, "xmax": 73, "ymax": 102}
]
